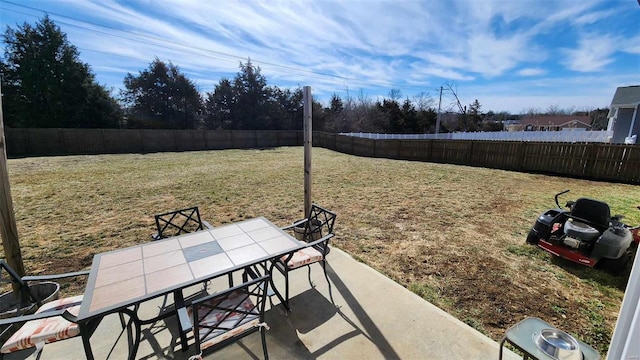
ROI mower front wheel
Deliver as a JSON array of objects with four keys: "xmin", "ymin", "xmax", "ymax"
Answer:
[{"xmin": 526, "ymin": 229, "xmax": 539, "ymax": 245}]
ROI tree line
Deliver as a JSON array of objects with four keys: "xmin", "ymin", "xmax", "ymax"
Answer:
[{"xmin": 1, "ymin": 16, "xmax": 608, "ymax": 132}]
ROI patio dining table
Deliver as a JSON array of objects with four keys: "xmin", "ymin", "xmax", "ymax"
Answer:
[{"xmin": 75, "ymin": 216, "xmax": 305, "ymax": 360}]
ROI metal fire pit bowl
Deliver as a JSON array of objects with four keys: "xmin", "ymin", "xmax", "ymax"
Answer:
[
  {"xmin": 0, "ymin": 281, "xmax": 60, "ymax": 319},
  {"xmin": 534, "ymin": 328, "xmax": 583, "ymax": 360}
]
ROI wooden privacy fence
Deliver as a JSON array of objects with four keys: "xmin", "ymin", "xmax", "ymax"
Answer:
[
  {"xmin": 315, "ymin": 132, "xmax": 640, "ymax": 184},
  {"xmin": 4, "ymin": 128, "xmax": 640, "ymax": 184},
  {"xmin": 5, "ymin": 128, "xmax": 301, "ymax": 156}
]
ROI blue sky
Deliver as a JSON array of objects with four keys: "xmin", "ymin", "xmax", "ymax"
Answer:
[{"xmin": 1, "ymin": 0, "xmax": 639, "ymax": 114}]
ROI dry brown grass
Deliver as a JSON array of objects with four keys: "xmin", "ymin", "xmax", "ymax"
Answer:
[{"xmin": 4, "ymin": 147, "xmax": 640, "ymax": 354}]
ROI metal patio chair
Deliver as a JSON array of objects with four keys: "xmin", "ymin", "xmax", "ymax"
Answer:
[
  {"xmin": 152, "ymin": 206, "xmax": 213, "ymax": 240},
  {"xmin": 151, "ymin": 207, "xmax": 220, "ymax": 321},
  {"xmin": 0, "ymin": 261, "xmax": 89, "ymax": 359},
  {"xmin": 274, "ymin": 204, "xmax": 336, "ymax": 310},
  {"xmin": 178, "ymin": 275, "xmax": 271, "ymax": 359}
]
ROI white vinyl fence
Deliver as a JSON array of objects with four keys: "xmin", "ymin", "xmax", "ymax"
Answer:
[{"xmin": 340, "ymin": 130, "xmax": 615, "ymax": 143}]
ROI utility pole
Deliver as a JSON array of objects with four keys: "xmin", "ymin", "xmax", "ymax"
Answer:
[
  {"xmin": 436, "ymin": 86, "xmax": 443, "ymax": 135},
  {"xmin": 0, "ymin": 83, "xmax": 26, "ymax": 286}
]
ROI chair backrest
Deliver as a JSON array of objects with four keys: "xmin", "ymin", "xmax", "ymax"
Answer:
[
  {"xmin": 190, "ymin": 275, "xmax": 269, "ymax": 354},
  {"xmin": 301, "ymin": 204, "xmax": 336, "ymax": 243},
  {"xmin": 154, "ymin": 206, "xmax": 204, "ymax": 239},
  {"xmin": 571, "ymin": 198, "xmax": 611, "ymax": 228}
]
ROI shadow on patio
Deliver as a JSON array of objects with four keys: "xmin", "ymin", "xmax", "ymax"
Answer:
[{"xmin": 8, "ymin": 248, "xmax": 517, "ymax": 360}]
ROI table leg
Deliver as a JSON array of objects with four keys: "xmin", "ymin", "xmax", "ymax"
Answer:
[
  {"xmin": 174, "ymin": 291, "xmax": 190, "ymax": 352},
  {"xmin": 79, "ymin": 321, "xmax": 95, "ymax": 360},
  {"xmin": 80, "ymin": 309, "xmax": 141, "ymax": 360},
  {"xmin": 499, "ymin": 337, "xmax": 506, "ymax": 360},
  {"xmin": 268, "ymin": 259, "xmax": 291, "ymax": 312},
  {"xmin": 119, "ymin": 308, "xmax": 142, "ymax": 360}
]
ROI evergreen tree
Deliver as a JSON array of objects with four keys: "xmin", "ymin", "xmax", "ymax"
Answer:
[
  {"xmin": 232, "ymin": 59, "xmax": 270, "ymax": 130},
  {"xmin": 267, "ymin": 87, "xmax": 304, "ymax": 130},
  {"xmin": 402, "ymin": 98, "xmax": 418, "ymax": 133},
  {"xmin": 329, "ymin": 93, "xmax": 344, "ymax": 113},
  {"xmin": 1, "ymin": 16, "xmax": 121, "ymax": 128},
  {"xmin": 203, "ymin": 78, "xmax": 235, "ymax": 130},
  {"xmin": 590, "ymin": 108, "xmax": 610, "ymax": 130},
  {"xmin": 469, "ymin": 99, "xmax": 482, "ymax": 130},
  {"xmin": 378, "ymin": 99, "xmax": 404, "ymax": 132},
  {"xmin": 418, "ymin": 107, "xmax": 438, "ymax": 133},
  {"xmin": 321, "ymin": 93, "xmax": 344, "ymax": 132},
  {"xmin": 121, "ymin": 58, "xmax": 201, "ymax": 129}
]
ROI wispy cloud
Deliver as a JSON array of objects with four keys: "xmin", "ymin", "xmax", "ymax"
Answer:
[
  {"xmin": 572, "ymin": 8, "xmax": 618, "ymax": 25},
  {"xmin": 1, "ymin": 0, "xmax": 637, "ymax": 113},
  {"xmin": 518, "ymin": 68, "xmax": 546, "ymax": 76},
  {"xmin": 562, "ymin": 34, "xmax": 616, "ymax": 72},
  {"xmin": 624, "ymin": 35, "xmax": 640, "ymax": 54}
]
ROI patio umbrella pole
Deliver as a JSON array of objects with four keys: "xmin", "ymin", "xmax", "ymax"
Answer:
[
  {"xmin": 303, "ymin": 86, "xmax": 312, "ymax": 216},
  {"xmin": 0, "ymin": 83, "xmax": 26, "ymax": 287}
]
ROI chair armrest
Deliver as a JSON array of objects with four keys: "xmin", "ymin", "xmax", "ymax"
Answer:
[
  {"xmin": 305, "ymin": 233, "xmax": 335, "ymax": 248},
  {"xmin": 202, "ymin": 220, "xmax": 214, "ymax": 229},
  {"xmin": 0, "ymin": 309, "xmax": 74, "ymax": 340},
  {"xmin": 278, "ymin": 233, "xmax": 334, "ymax": 266},
  {"xmin": 0, "ymin": 308, "xmax": 69, "ymax": 327},
  {"xmin": 60, "ymin": 309, "xmax": 79, "ymax": 323},
  {"xmin": 281, "ymin": 218, "xmax": 308, "ymax": 231},
  {"xmin": 22, "ymin": 270, "xmax": 90, "ymax": 282},
  {"xmin": 193, "ymin": 275, "xmax": 270, "ymax": 307}
]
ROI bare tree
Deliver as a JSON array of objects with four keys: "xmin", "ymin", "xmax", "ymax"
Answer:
[
  {"xmin": 413, "ymin": 91, "xmax": 435, "ymax": 111},
  {"xmin": 525, "ymin": 107, "xmax": 540, "ymax": 117},
  {"xmin": 388, "ymin": 88, "xmax": 402, "ymax": 101},
  {"xmin": 573, "ymin": 105, "xmax": 593, "ymax": 116},
  {"xmin": 339, "ymin": 86, "xmax": 381, "ymax": 132},
  {"xmin": 355, "ymin": 89, "xmax": 375, "ymax": 131},
  {"xmin": 545, "ymin": 104, "xmax": 562, "ymax": 115},
  {"xmin": 444, "ymin": 81, "xmax": 466, "ymax": 114},
  {"xmin": 340, "ymin": 86, "xmax": 356, "ymax": 132}
]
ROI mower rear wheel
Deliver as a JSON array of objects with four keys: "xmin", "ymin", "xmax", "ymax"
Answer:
[
  {"xmin": 599, "ymin": 247, "xmax": 634, "ymax": 276},
  {"xmin": 526, "ymin": 229, "xmax": 539, "ymax": 245}
]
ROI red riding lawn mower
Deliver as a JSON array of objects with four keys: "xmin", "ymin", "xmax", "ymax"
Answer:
[{"xmin": 526, "ymin": 190, "xmax": 640, "ymax": 275}]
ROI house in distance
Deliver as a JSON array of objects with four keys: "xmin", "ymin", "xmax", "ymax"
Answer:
[{"xmin": 608, "ymin": 85, "xmax": 640, "ymax": 144}]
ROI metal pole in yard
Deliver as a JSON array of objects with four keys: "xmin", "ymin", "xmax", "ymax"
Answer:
[
  {"xmin": 303, "ymin": 86, "xmax": 312, "ymax": 216},
  {"xmin": 0, "ymin": 82, "xmax": 26, "ymax": 284}
]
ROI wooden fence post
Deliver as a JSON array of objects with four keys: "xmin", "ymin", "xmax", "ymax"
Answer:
[
  {"xmin": 586, "ymin": 144, "xmax": 601, "ymax": 179},
  {"xmin": 58, "ymin": 128, "xmax": 66, "ymax": 155},
  {"xmin": 303, "ymin": 86, "xmax": 312, "ymax": 216},
  {"xmin": 0, "ymin": 83, "xmax": 26, "ymax": 285},
  {"xmin": 467, "ymin": 141, "xmax": 475, "ymax": 165},
  {"xmin": 517, "ymin": 142, "xmax": 527, "ymax": 171}
]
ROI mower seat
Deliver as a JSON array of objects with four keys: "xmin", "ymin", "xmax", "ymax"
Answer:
[
  {"xmin": 564, "ymin": 219, "xmax": 600, "ymax": 242},
  {"xmin": 570, "ymin": 198, "xmax": 611, "ymax": 231}
]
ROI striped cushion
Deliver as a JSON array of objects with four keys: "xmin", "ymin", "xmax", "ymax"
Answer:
[
  {"xmin": 282, "ymin": 247, "xmax": 324, "ymax": 269},
  {"xmin": 188, "ymin": 291, "xmax": 259, "ymax": 350},
  {"xmin": 1, "ymin": 295, "xmax": 83, "ymax": 354}
]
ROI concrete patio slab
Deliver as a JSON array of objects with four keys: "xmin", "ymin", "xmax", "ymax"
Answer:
[{"xmin": 7, "ymin": 248, "xmax": 519, "ymax": 359}]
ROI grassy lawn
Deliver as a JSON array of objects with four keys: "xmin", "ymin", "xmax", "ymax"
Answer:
[{"xmin": 4, "ymin": 146, "xmax": 640, "ymax": 354}]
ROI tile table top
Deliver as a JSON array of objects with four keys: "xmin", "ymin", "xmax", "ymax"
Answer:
[{"xmin": 78, "ymin": 217, "xmax": 303, "ymax": 320}]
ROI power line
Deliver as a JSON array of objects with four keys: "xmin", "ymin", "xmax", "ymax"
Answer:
[
  {"xmin": 0, "ymin": 2, "xmax": 432, "ymax": 93},
  {"xmin": 0, "ymin": 1, "xmax": 436, "ymax": 97}
]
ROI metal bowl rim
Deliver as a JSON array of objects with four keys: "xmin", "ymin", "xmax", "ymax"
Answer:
[{"xmin": 533, "ymin": 328, "xmax": 582, "ymax": 360}]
